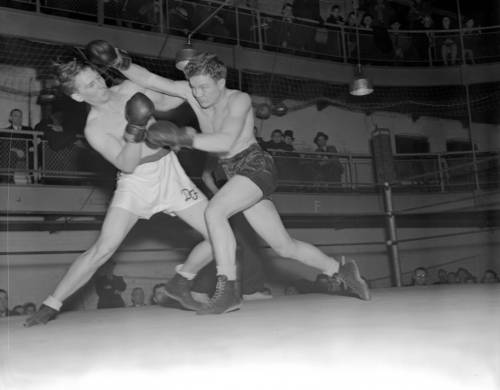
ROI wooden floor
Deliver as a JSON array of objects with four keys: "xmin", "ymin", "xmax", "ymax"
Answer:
[{"xmin": 1, "ymin": 284, "xmax": 499, "ymax": 390}]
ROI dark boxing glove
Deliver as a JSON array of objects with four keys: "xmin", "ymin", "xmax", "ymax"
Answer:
[
  {"xmin": 124, "ymin": 92, "xmax": 155, "ymax": 143},
  {"xmin": 145, "ymin": 121, "xmax": 194, "ymax": 149},
  {"xmin": 24, "ymin": 304, "xmax": 58, "ymax": 327},
  {"xmin": 86, "ymin": 40, "xmax": 131, "ymax": 71}
]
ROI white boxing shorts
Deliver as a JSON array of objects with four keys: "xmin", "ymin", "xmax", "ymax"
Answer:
[{"xmin": 109, "ymin": 152, "xmax": 206, "ymax": 219}]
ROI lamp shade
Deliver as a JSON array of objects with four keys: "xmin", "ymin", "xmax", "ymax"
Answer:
[
  {"xmin": 349, "ymin": 72, "xmax": 374, "ymax": 96},
  {"xmin": 175, "ymin": 43, "xmax": 197, "ymax": 71}
]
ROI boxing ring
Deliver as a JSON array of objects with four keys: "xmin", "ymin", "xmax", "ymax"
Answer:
[{"xmin": 2, "ymin": 284, "xmax": 499, "ymax": 390}]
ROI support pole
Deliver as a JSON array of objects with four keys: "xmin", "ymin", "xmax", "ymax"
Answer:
[{"xmin": 383, "ymin": 182, "xmax": 402, "ymax": 287}]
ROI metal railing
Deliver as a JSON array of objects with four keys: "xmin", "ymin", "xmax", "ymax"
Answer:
[
  {"xmin": 1, "ymin": 130, "xmax": 498, "ymax": 192},
  {"xmin": 3, "ymin": 0, "xmax": 500, "ymax": 66}
]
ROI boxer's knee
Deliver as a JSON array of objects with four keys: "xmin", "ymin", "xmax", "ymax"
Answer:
[
  {"xmin": 271, "ymin": 238, "xmax": 296, "ymax": 259},
  {"xmin": 204, "ymin": 201, "xmax": 229, "ymax": 227}
]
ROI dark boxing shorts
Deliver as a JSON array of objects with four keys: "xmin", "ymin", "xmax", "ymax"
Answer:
[{"xmin": 219, "ymin": 143, "xmax": 278, "ymax": 197}]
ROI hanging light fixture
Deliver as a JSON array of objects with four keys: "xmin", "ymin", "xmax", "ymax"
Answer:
[
  {"xmin": 175, "ymin": 0, "xmax": 230, "ymax": 71},
  {"xmin": 349, "ymin": 3, "xmax": 374, "ymax": 96}
]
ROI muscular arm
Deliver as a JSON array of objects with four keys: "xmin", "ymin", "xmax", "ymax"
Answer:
[
  {"xmin": 192, "ymin": 93, "xmax": 251, "ymax": 153},
  {"xmin": 121, "ymin": 64, "xmax": 191, "ymax": 100},
  {"xmin": 85, "ymin": 120, "xmax": 142, "ymax": 173}
]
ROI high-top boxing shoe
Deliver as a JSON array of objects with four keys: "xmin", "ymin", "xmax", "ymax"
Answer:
[
  {"xmin": 337, "ymin": 259, "xmax": 371, "ymax": 300},
  {"xmin": 197, "ymin": 275, "xmax": 242, "ymax": 315},
  {"xmin": 164, "ymin": 273, "xmax": 202, "ymax": 311}
]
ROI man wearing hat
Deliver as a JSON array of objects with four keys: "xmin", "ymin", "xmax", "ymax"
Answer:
[{"xmin": 312, "ymin": 131, "xmax": 343, "ymax": 183}]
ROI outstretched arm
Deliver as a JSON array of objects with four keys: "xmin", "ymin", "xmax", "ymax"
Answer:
[{"xmin": 86, "ymin": 39, "xmax": 191, "ymax": 99}]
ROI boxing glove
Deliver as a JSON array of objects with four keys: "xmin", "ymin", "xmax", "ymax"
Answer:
[
  {"xmin": 145, "ymin": 121, "xmax": 194, "ymax": 149},
  {"xmin": 24, "ymin": 304, "xmax": 58, "ymax": 327},
  {"xmin": 86, "ymin": 40, "xmax": 131, "ymax": 71},
  {"xmin": 124, "ymin": 92, "xmax": 155, "ymax": 143}
]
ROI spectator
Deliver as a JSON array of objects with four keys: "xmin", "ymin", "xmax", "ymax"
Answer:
[
  {"xmin": 325, "ymin": 5, "xmax": 344, "ymax": 25},
  {"xmin": 390, "ymin": 21, "xmax": 405, "ymax": 63},
  {"xmin": 345, "ymin": 11, "xmax": 359, "ymax": 58},
  {"xmin": 462, "ymin": 17, "xmax": 478, "ymax": 64},
  {"xmin": 447, "ymin": 271, "xmax": 458, "ymax": 284},
  {"xmin": 456, "ymin": 267, "xmax": 475, "ymax": 284},
  {"xmin": 361, "ymin": 14, "xmax": 374, "ymax": 30},
  {"xmin": 409, "ymin": 266, "xmax": 429, "ymax": 286},
  {"xmin": 11, "ymin": 305, "xmax": 25, "ymax": 316},
  {"xmin": 414, "ymin": 15, "xmax": 435, "ymax": 64},
  {"xmin": 150, "ymin": 282, "xmax": 181, "ymax": 308},
  {"xmin": 130, "ymin": 287, "xmax": 146, "ymax": 307},
  {"xmin": 264, "ymin": 129, "xmax": 289, "ymax": 151},
  {"xmin": 253, "ymin": 126, "xmax": 266, "ymax": 149},
  {"xmin": 312, "ymin": 131, "xmax": 343, "ymax": 183},
  {"xmin": 434, "ymin": 268, "xmax": 448, "ymax": 284},
  {"xmin": 35, "ymin": 110, "xmax": 77, "ymax": 152},
  {"xmin": 438, "ymin": 16, "xmax": 458, "ymax": 65},
  {"xmin": 23, "ymin": 302, "xmax": 36, "ymax": 315},
  {"xmin": 407, "ymin": 0, "xmax": 432, "ymax": 29},
  {"xmin": 0, "ymin": 289, "xmax": 9, "ymax": 317},
  {"xmin": 370, "ymin": 0, "xmax": 395, "ymax": 28},
  {"xmin": 481, "ymin": 269, "xmax": 499, "ymax": 284},
  {"xmin": 167, "ymin": 0, "xmax": 192, "ymax": 36},
  {"xmin": 283, "ymin": 130, "xmax": 296, "ymax": 151},
  {"xmin": 94, "ymin": 260, "xmax": 126, "ymax": 309},
  {"xmin": 5, "ymin": 108, "xmax": 35, "ymax": 183}
]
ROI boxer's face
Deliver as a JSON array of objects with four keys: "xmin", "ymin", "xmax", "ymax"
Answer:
[
  {"xmin": 71, "ymin": 68, "xmax": 110, "ymax": 104},
  {"xmin": 188, "ymin": 74, "xmax": 225, "ymax": 108}
]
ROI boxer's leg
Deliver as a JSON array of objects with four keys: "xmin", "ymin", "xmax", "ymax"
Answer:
[
  {"xmin": 25, "ymin": 207, "xmax": 138, "ymax": 326},
  {"xmin": 162, "ymin": 199, "xmax": 213, "ymax": 310},
  {"xmin": 243, "ymin": 199, "xmax": 371, "ymax": 301}
]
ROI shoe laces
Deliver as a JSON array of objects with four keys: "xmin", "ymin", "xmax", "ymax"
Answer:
[{"xmin": 208, "ymin": 276, "xmax": 227, "ymax": 304}]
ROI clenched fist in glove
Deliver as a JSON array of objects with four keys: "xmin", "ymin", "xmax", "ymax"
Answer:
[
  {"xmin": 124, "ymin": 92, "xmax": 155, "ymax": 143},
  {"xmin": 24, "ymin": 304, "xmax": 58, "ymax": 327},
  {"xmin": 86, "ymin": 40, "xmax": 131, "ymax": 71},
  {"xmin": 145, "ymin": 121, "xmax": 195, "ymax": 149}
]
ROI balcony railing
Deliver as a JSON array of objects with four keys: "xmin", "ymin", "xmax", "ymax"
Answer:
[
  {"xmin": 3, "ymin": 0, "xmax": 500, "ymax": 66},
  {"xmin": 1, "ymin": 130, "xmax": 498, "ymax": 192}
]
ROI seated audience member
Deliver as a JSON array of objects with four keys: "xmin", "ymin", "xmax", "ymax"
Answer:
[
  {"xmin": 150, "ymin": 283, "xmax": 182, "ymax": 308},
  {"xmin": 265, "ymin": 129, "xmax": 289, "ymax": 151},
  {"xmin": 434, "ymin": 268, "xmax": 448, "ymax": 284},
  {"xmin": 0, "ymin": 289, "xmax": 9, "ymax": 318},
  {"xmin": 447, "ymin": 271, "xmax": 458, "ymax": 284},
  {"xmin": 409, "ymin": 267, "xmax": 429, "ymax": 286},
  {"xmin": 23, "ymin": 302, "xmax": 36, "ymax": 316},
  {"xmin": 5, "ymin": 108, "xmax": 35, "ymax": 183},
  {"xmin": 438, "ymin": 16, "xmax": 457, "ymax": 65},
  {"xmin": 462, "ymin": 17, "xmax": 478, "ymax": 64},
  {"xmin": 361, "ymin": 14, "xmax": 374, "ymax": 30},
  {"xmin": 390, "ymin": 21, "xmax": 405, "ymax": 63},
  {"xmin": 94, "ymin": 260, "xmax": 127, "ymax": 309},
  {"xmin": 11, "ymin": 305, "xmax": 25, "ymax": 316},
  {"xmin": 253, "ymin": 126, "xmax": 266, "ymax": 149},
  {"xmin": 36, "ymin": 110, "xmax": 77, "ymax": 152},
  {"xmin": 413, "ymin": 15, "xmax": 435, "ymax": 64},
  {"xmin": 312, "ymin": 131, "xmax": 343, "ymax": 182},
  {"xmin": 283, "ymin": 130, "xmax": 296, "ymax": 151},
  {"xmin": 456, "ymin": 267, "xmax": 475, "ymax": 284},
  {"xmin": 130, "ymin": 287, "xmax": 146, "ymax": 307},
  {"xmin": 481, "ymin": 269, "xmax": 500, "ymax": 284},
  {"xmin": 325, "ymin": 5, "xmax": 344, "ymax": 25}
]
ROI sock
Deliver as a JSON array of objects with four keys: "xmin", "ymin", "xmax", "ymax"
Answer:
[
  {"xmin": 43, "ymin": 295, "xmax": 62, "ymax": 311},
  {"xmin": 217, "ymin": 266, "xmax": 237, "ymax": 281},
  {"xmin": 323, "ymin": 259, "xmax": 340, "ymax": 277},
  {"xmin": 175, "ymin": 264, "xmax": 196, "ymax": 280}
]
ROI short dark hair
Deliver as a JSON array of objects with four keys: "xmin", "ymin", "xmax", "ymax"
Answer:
[
  {"xmin": 52, "ymin": 57, "xmax": 90, "ymax": 95},
  {"xmin": 9, "ymin": 108, "xmax": 22, "ymax": 116},
  {"xmin": 184, "ymin": 53, "xmax": 227, "ymax": 81},
  {"xmin": 0, "ymin": 288, "xmax": 7, "ymax": 295}
]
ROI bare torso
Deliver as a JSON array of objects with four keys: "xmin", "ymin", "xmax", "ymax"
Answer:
[
  {"xmin": 186, "ymin": 88, "xmax": 255, "ymax": 159},
  {"xmin": 85, "ymin": 81, "xmax": 170, "ymax": 168}
]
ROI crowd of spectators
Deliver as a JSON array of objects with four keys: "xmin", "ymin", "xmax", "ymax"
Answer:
[
  {"xmin": 2, "ymin": 0, "xmax": 491, "ymax": 65},
  {"xmin": 283, "ymin": 266, "xmax": 500, "ymax": 295}
]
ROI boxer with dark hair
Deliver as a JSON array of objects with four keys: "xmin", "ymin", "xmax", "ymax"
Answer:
[
  {"xmin": 87, "ymin": 41, "xmax": 371, "ymax": 315},
  {"xmin": 24, "ymin": 57, "xmax": 214, "ymax": 326}
]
